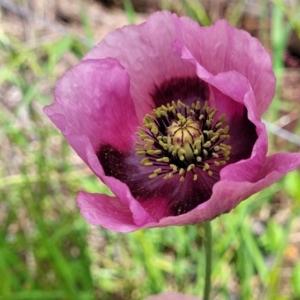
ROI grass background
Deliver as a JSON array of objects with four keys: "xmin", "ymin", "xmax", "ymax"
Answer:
[{"xmin": 1, "ymin": 0, "xmax": 300, "ymax": 299}]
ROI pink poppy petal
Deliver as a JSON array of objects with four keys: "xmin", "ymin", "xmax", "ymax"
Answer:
[
  {"xmin": 76, "ymin": 191, "xmax": 139, "ymax": 233},
  {"xmin": 152, "ymin": 152, "xmax": 300, "ymax": 228},
  {"xmin": 145, "ymin": 292, "xmax": 200, "ymax": 300},
  {"xmin": 44, "ymin": 58, "xmax": 156, "ymax": 227},
  {"xmin": 84, "ymin": 11, "xmax": 197, "ymax": 121},
  {"xmin": 65, "ymin": 135, "xmax": 156, "ymax": 228},
  {"xmin": 208, "ymin": 88, "xmax": 258, "ymax": 165},
  {"xmin": 85, "ymin": 13, "xmax": 274, "ymax": 116},
  {"xmin": 44, "ymin": 58, "xmax": 138, "ymax": 152},
  {"xmin": 174, "ymin": 44, "xmax": 268, "ymax": 182},
  {"xmin": 204, "ymin": 71, "xmax": 268, "ymax": 182},
  {"xmin": 178, "ymin": 18, "xmax": 276, "ymax": 115}
]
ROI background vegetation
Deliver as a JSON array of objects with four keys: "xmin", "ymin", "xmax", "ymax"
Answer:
[{"xmin": 1, "ymin": 0, "xmax": 300, "ymax": 299}]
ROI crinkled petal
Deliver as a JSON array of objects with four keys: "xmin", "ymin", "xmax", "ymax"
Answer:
[
  {"xmin": 200, "ymin": 83, "xmax": 258, "ymax": 166},
  {"xmin": 61, "ymin": 135, "xmax": 156, "ymax": 228},
  {"xmin": 206, "ymin": 71, "xmax": 267, "ymax": 182},
  {"xmin": 77, "ymin": 191, "xmax": 142, "ymax": 233},
  {"xmin": 85, "ymin": 12, "xmax": 275, "ymax": 118},
  {"xmin": 150, "ymin": 152, "xmax": 300, "ymax": 228},
  {"xmin": 174, "ymin": 43, "xmax": 268, "ymax": 182},
  {"xmin": 84, "ymin": 11, "xmax": 197, "ymax": 121},
  {"xmin": 145, "ymin": 292, "xmax": 200, "ymax": 300},
  {"xmin": 44, "ymin": 58, "xmax": 156, "ymax": 228},
  {"xmin": 178, "ymin": 17, "xmax": 276, "ymax": 115},
  {"xmin": 44, "ymin": 58, "xmax": 138, "ymax": 152}
]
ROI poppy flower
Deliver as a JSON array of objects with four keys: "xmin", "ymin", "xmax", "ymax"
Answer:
[
  {"xmin": 44, "ymin": 11, "xmax": 300, "ymax": 232},
  {"xmin": 145, "ymin": 292, "xmax": 200, "ymax": 300}
]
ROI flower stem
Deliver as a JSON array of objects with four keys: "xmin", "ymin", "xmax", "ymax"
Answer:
[{"xmin": 203, "ymin": 222, "xmax": 212, "ymax": 300}]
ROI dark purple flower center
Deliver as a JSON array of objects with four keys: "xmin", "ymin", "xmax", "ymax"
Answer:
[
  {"xmin": 97, "ymin": 76, "xmax": 257, "ymax": 218},
  {"xmin": 136, "ymin": 100, "xmax": 231, "ymax": 182}
]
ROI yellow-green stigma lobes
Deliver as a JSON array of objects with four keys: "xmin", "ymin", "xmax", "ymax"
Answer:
[{"xmin": 135, "ymin": 100, "xmax": 231, "ymax": 182}]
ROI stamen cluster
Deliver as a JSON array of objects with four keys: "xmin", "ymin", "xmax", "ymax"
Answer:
[{"xmin": 136, "ymin": 100, "xmax": 231, "ymax": 182}]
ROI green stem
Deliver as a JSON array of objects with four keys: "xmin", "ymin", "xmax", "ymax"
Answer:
[{"xmin": 203, "ymin": 222, "xmax": 212, "ymax": 300}]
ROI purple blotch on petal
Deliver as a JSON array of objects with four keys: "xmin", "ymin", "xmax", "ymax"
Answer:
[{"xmin": 151, "ymin": 76, "xmax": 209, "ymax": 108}]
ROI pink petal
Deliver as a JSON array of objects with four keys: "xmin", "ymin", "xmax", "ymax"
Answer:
[
  {"xmin": 85, "ymin": 12, "xmax": 275, "ymax": 119},
  {"xmin": 84, "ymin": 11, "xmax": 197, "ymax": 121},
  {"xmin": 152, "ymin": 152, "xmax": 300, "ymax": 228},
  {"xmin": 44, "ymin": 58, "xmax": 156, "ymax": 228},
  {"xmin": 145, "ymin": 292, "xmax": 200, "ymax": 300},
  {"xmin": 76, "ymin": 191, "xmax": 139, "ymax": 233},
  {"xmin": 44, "ymin": 58, "xmax": 138, "ymax": 152},
  {"xmin": 178, "ymin": 18, "xmax": 276, "ymax": 115},
  {"xmin": 65, "ymin": 135, "xmax": 156, "ymax": 229},
  {"xmin": 174, "ymin": 44, "xmax": 268, "ymax": 182}
]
